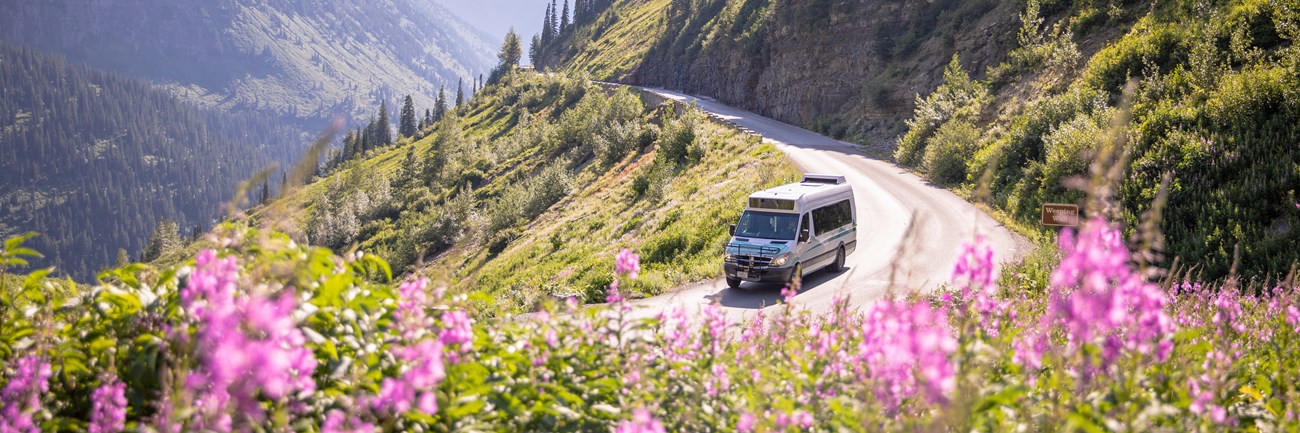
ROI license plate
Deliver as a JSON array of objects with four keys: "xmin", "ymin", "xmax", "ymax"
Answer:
[{"xmin": 737, "ymin": 271, "xmax": 748, "ymax": 279}]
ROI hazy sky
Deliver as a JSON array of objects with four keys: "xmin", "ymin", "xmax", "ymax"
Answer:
[{"xmin": 434, "ymin": 0, "xmax": 549, "ymax": 53}]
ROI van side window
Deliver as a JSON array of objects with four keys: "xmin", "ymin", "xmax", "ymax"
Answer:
[
  {"xmin": 812, "ymin": 199, "xmax": 852, "ymax": 237},
  {"xmin": 800, "ymin": 213, "xmax": 810, "ymax": 238}
]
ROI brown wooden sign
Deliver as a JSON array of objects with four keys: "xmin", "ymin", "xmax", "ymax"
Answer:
[{"xmin": 1041, "ymin": 203, "xmax": 1079, "ymax": 227}]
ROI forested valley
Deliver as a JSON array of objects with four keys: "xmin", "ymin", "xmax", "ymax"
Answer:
[{"xmin": 0, "ymin": 43, "xmax": 302, "ymax": 280}]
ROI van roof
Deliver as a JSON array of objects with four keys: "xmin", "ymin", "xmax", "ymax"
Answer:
[{"xmin": 749, "ymin": 175, "xmax": 851, "ymax": 203}]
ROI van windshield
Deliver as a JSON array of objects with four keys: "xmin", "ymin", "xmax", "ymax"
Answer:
[{"xmin": 735, "ymin": 210, "xmax": 799, "ymax": 240}]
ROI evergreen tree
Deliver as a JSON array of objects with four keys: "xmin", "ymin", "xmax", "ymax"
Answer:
[
  {"xmin": 114, "ymin": 248, "xmax": 130, "ymax": 268},
  {"xmin": 424, "ymin": 108, "xmax": 433, "ymax": 127},
  {"xmin": 489, "ymin": 30, "xmax": 524, "ymax": 85},
  {"xmin": 435, "ymin": 87, "xmax": 448, "ymax": 121},
  {"xmin": 542, "ymin": 3, "xmax": 554, "ymax": 44},
  {"xmin": 342, "ymin": 129, "xmax": 357, "ymax": 164},
  {"xmin": 561, "ymin": 0, "xmax": 571, "ymax": 32},
  {"xmin": 259, "ymin": 179, "xmax": 270, "ymax": 205},
  {"xmin": 456, "ymin": 79, "xmax": 464, "ymax": 107},
  {"xmin": 141, "ymin": 219, "xmax": 181, "ymax": 262},
  {"xmin": 530, "ymin": 34, "xmax": 542, "ymax": 67},
  {"xmin": 377, "ymin": 100, "xmax": 391, "ymax": 146},
  {"xmin": 399, "ymin": 95, "xmax": 417, "ymax": 138},
  {"xmin": 550, "ymin": 0, "xmax": 559, "ymax": 37}
]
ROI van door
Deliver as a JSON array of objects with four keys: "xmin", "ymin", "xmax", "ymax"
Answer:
[{"xmin": 799, "ymin": 212, "xmax": 830, "ymax": 271}]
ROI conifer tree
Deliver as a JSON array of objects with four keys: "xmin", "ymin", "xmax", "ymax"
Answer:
[
  {"xmin": 530, "ymin": 33, "xmax": 542, "ymax": 67},
  {"xmin": 377, "ymin": 100, "xmax": 391, "ymax": 146},
  {"xmin": 550, "ymin": 0, "xmax": 559, "ymax": 37},
  {"xmin": 399, "ymin": 95, "xmax": 417, "ymax": 138},
  {"xmin": 561, "ymin": 0, "xmax": 571, "ymax": 32},
  {"xmin": 542, "ymin": 3, "xmax": 554, "ymax": 44},
  {"xmin": 115, "ymin": 248, "xmax": 130, "ymax": 267},
  {"xmin": 259, "ymin": 179, "xmax": 270, "ymax": 205},
  {"xmin": 142, "ymin": 219, "xmax": 181, "ymax": 262},
  {"xmin": 490, "ymin": 30, "xmax": 524, "ymax": 85},
  {"xmin": 456, "ymin": 79, "xmax": 464, "ymax": 107},
  {"xmin": 435, "ymin": 87, "xmax": 448, "ymax": 121}
]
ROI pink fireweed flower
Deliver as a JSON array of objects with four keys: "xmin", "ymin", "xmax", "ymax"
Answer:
[
  {"xmin": 951, "ymin": 234, "xmax": 999, "ymax": 295},
  {"xmin": 89, "ymin": 377, "xmax": 127, "ymax": 433},
  {"xmin": 1048, "ymin": 218, "xmax": 1175, "ymax": 368},
  {"xmin": 606, "ymin": 279, "xmax": 624, "ymax": 304},
  {"xmin": 1288, "ymin": 305, "xmax": 1300, "ymax": 334},
  {"xmin": 394, "ymin": 278, "xmax": 432, "ymax": 342},
  {"xmin": 615, "ymin": 408, "xmax": 665, "ymax": 433},
  {"xmin": 793, "ymin": 409, "xmax": 814, "ymax": 428},
  {"xmin": 950, "ymin": 235, "xmax": 1006, "ymax": 336},
  {"xmin": 615, "ymin": 248, "xmax": 640, "ymax": 279},
  {"xmin": 322, "ymin": 410, "xmax": 374, "ymax": 433},
  {"xmin": 0, "ymin": 356, "xmax": 52, "ymax": 433},
  {"xmin": 181, "ymin": 250, "xmax": 317, "ymax": 426},
  {"xmin": 736, "ymin": 412, "xmax": 756, "ymax": 432},
  {"xmin": 706, "ymin": 363, "xmax": 730, "ymax": 397},
  {"xmin": 440, "ymin": 310, "xmax": 474, "ymax": 353},
  {"xmin": 856, "ymin": 300, "xmax": 957, "ymax": 409}
]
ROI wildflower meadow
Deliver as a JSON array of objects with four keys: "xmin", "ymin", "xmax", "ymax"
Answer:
[{"xmin": 0, "ymin": 215, "xmax": 1298, "ymax": 432}]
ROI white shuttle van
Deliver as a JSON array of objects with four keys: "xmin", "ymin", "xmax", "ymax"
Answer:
[{"xmin": 724, "ymin": 174, "xmax": 857, "ymax": 288}]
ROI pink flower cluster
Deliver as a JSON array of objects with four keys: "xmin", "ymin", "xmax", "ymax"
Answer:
[
  {"xmin": 181, "ymin": 250, "xmax": 317, "ymax": 429},
  {"xmin": 322, "ymin": 410, "xmax": 374, "ymax": 433},
  {"xmin": 440, "ymin": 310, "xmax": 474, "ymax": 353},
  {"xmin": 615, "ymin": 248, "xmax": 640, "ymax": 279},
  {"xmin": 856, "ymin": 300, "xmax": 957, "ymax": 409},
  {"xmin": 0, "ymin": 356, "xmax": 51, "ymax": 433},
  {"xmin": 1047, "ymin": 218, "xmax": 1174, "ymax": 369},
  {"xmin": 949, "ymin": 235, "xmax": 1006, "ymax": 335},
  {"xmin": 373, "ymin": 278, "xmax": 446, "ymax": 416},
  {"xmin": 89, "ymin": 377, "xmax": 127, "ymax": 433},
  {"xmin": 615, "ymin": 408, "xmax": 665, "ymax": 433}
]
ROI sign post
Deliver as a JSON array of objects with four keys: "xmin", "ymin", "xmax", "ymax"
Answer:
[{"xmin": 1040, "ymin": 203, "xmax": 1079, "ymax": 227}]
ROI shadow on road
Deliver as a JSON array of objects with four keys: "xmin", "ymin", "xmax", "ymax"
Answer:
[{"xmin": 713, "ymin": 267, "xmax": 849, "ymax": 309}]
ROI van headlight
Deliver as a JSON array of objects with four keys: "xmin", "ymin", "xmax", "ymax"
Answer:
[
  {"xmin": 770, "ymin": 254, "xmax": 789, "ymax": 266},
  {"xmin": 724, "ymin": 252, "xmax": 736, "ymax": 263}
]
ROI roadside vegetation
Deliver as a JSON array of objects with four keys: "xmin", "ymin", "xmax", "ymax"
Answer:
[{"xmin": 894, "ymin": 0, "xmax": 1299, "ymax": 279}]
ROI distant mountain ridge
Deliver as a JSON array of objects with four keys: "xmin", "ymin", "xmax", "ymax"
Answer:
[{"xmin": 0, "ymin": 0, "xmax": 498, "ymax": 124}]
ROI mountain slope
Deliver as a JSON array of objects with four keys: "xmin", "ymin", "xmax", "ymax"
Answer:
[
  {"xmin": 0, "ymin": 0, "xmax": 497, "ymax": 124},
  {"xmin": 537, "ymin": 0, "xmax": 1019, "ymax": 145},
  {"xmin": 0, "ymin": 43, "xmax": 298, "ymax": 280},
  {"xmin": 549, "ymin": 0, "xmax": 1300, "ymax": 279}
]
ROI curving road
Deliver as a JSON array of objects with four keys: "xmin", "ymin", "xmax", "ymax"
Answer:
[{"xmin": 625, "ymin": 86, "xmax": 1029, "ymax": 320}]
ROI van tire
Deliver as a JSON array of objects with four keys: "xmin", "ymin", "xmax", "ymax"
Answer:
[
  {"xmin": 726, "ymin": 276, "xmax": 741, "ymax": 289},
  {"xmin": 788, "ymin": 262, "xmax": 803, "ymax": 289},
  {"xmin": 829, "ymin": 246, "xmax": 845, "ymax": 272}
]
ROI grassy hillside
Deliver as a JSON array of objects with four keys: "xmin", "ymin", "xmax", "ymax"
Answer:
[{"xmin": 262, "ymin": 72, "xmax": 798, "ymax": 314}]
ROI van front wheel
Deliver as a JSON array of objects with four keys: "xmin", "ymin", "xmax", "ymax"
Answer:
[
  {"xmin": 726, "ymin": 276, "xmax": 741, "ymax": 289},
  {"xmin": 788, "ymin": 262, "xmax": 803, "ymax": 289}
]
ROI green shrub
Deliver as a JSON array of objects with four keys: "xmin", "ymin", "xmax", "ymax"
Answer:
[{"xmin": 922, "ymin": 120, "xmax": 981, "ymax": 185}]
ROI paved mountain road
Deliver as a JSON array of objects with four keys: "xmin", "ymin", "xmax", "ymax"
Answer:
[{"xmin": 623, "ymin": 86, "xmax": 1029, "ymax": 321}]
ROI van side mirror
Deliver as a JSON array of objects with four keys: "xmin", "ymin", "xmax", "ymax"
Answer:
[
  {"xmin": 798, "ymin": 228, "xmax": 810, "ymax": 243},
  {"xmin": 728, "ymin": 224, "xmax": 736, "ymax": 236}
]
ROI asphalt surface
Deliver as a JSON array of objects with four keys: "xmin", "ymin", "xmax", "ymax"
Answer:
[{"xmin": 624, "ymin": 86, "xmax": 1029, "ymax": 321}]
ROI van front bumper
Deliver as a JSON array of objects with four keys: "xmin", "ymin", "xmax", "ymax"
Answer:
[{"xmin": 724, "ymin": 262, "xmax": 796, "ymax": 283}]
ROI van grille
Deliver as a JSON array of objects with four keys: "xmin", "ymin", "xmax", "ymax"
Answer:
[{"xmin": 734, "ymin": 255, "xmax": 772, "ymax": 268}]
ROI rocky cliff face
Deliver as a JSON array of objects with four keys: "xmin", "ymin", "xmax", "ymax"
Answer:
[
  {"xmin": 581, "ymin": 0, "xmax": 1020, "ymax": 145},
  {"xmin": 0, "ymin": 0, "xmax": 497, "ymax": 124}
]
